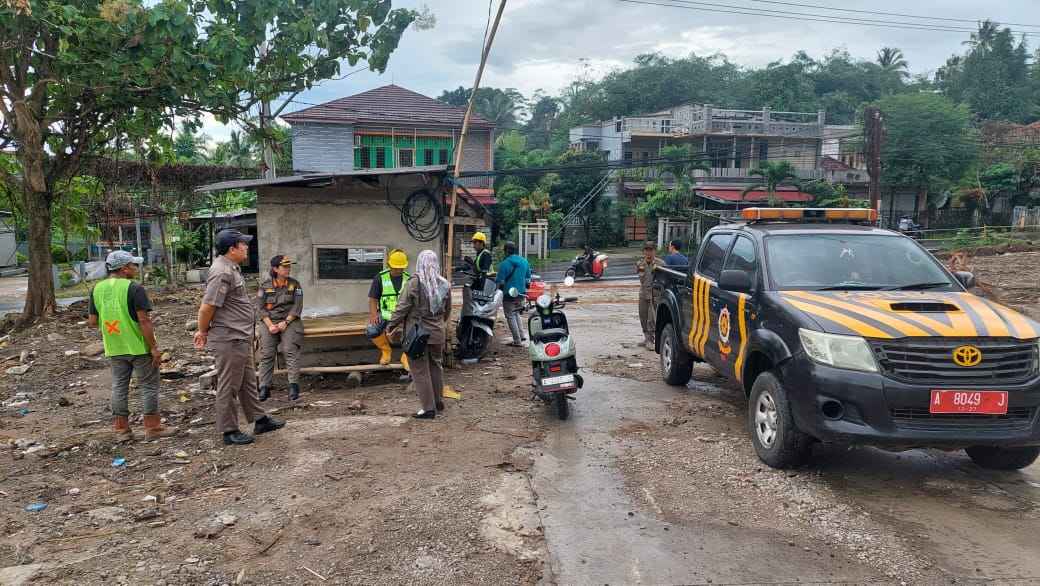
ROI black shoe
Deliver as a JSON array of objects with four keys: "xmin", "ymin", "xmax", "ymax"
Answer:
[
  {"xmin": 223, "ymin": 430, "xmax": 254, "ymax": 445},
  {"xmin": 289, "ymin": 383, "xmax": 300, "ymax": 402},
  {"xmin": 254, "ymin": 415, "xmax": 286, "ymax": 435},
  {"xmin": 435, "ymin": 401, "xmax": 445, "ymax": 412},
  {"xmin": 412, "ymin": 410, "xmax": 436, "ymax": 419},
  {"xmin": 258, "ymin": 387, "xmax": 270, "ymax": 402}
]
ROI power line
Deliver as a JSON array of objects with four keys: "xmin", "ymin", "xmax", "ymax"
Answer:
[
  {"xmin": 617, "ymin": 0, "xmax": 1036, "ymax": 37},
  {"xmin": 748, "ymin": 0, "xmax": 1040, "ymax": 30}
]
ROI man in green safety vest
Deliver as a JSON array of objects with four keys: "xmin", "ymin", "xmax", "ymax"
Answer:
[
  {"xmin": 368, "ymin": 249, "xmax": 411, "ymax": 365},
  {"xmin": 465, "ymin": 231, "xmax": 493, "ymax": 288},
  {"xmin": 87, "ymin": 250, "xmax": 177, "ymax": 442}
]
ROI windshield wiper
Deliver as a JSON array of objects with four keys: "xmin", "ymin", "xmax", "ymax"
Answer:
[
  {"xmin": 815, "ymin": 284, "xmax": 885, "ymax": 291},
  {"xmin": 885, "ymin": 282, "xmax": 951, "ymax": 291}
]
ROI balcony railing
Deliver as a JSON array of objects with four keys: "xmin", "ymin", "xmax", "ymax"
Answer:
[
  {"xmin": 618, "ymin": 166, "xmax": 824, "ymax": 182},
  {"xmin": 622, "ymin": 106, "xmax": 823, "ymax": 139}
]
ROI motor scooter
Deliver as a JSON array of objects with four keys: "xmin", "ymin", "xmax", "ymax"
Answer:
[
  {"xmin": 528, "ymin": 278, "xmax": 583, "ymax": 420},
  {"xmin": 566, "ymin": 250, "xmax": 608, "ymax": 280},
  {"xmin": 523, "ymin": 274, "xmax": 547, "ymax": 312},
  {"xmin": 455, "ymin": 267, "xmax": 503, "ymax": 361}
]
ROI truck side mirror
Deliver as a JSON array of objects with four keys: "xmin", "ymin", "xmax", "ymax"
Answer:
[
  {"xmin": 718, "ymin": 269, "xmax": 752, "ymax": 294},
  {"xmin": 954, "ymin": 271, "xmax": 976, "ymax": 289}
]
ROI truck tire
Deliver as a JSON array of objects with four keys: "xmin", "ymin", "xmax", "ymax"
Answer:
[
  {"xmin": 964, "ymin": 445, "xmax": 1040, "ymax": 470},
  {"xmin": 660, "ymin": 322, "xmax": 694, "ymax": 386},
  {"xmin": 748, "ymin": 372, "xmax": 811, "ymax": 469}
]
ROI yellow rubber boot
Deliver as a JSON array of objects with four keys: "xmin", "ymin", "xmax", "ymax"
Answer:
[{"xmin": 372, "ymin": 333, "xmax": 392, "ymax": 365}]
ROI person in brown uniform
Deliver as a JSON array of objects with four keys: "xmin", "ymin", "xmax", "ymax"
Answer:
[
  {"xmin": 636, "ymin": 241, "xmax": 663, "ymax": 349},
  {"xmin": 193, "ymin": 229, "xmax": 286, "ymax": 446},
  {"xmin": 387, "ymin": 249, "xmax": 451, "ymax": 419},
  {"xmin": 256, "ymin": 255, "xmax": 304, "ymax": 402}
]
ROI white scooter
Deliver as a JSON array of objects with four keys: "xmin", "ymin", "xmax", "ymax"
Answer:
[{"xmin": 528, "ymin": 277, "xmax": 582, "ymax": 420}]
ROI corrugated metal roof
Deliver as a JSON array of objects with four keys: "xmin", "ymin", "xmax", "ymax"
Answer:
[
  {"xmin": 194, "ymin": 166, "xmax": 451, "ymax": 193},
  {"xmin": 698, "ymin": 187, "xmax": 814, "ymax": 204},
  {"xmin": 281, "ymin": 85, "xmax": 494, "ymax": 128}
]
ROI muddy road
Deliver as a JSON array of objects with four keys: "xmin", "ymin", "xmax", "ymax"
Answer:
[{"xmin": 533, "ymin": 287, "xmax": 1040, "ymax": 585}]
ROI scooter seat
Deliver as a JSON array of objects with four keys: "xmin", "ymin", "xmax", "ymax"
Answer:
[{"xmin": 532, "ymin": 328, "xmax": 568, "ymax": 343}]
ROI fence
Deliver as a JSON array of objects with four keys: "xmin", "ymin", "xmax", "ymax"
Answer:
[{"xmin": 882, "ymin": 208, "xmax": 1012, "ymax": 231}]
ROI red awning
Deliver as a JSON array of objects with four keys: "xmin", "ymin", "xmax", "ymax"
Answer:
[
  {"xmin": 697, "ymin": 188, "xmax": 813, "ymax": 204},
  {"xmin": 443, "ymin": 188, "xmax": 496, "ymax": 206}
]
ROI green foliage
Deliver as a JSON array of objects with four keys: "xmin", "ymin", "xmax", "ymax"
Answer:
[
  {"xmin": 16, "ymin": 252, "xmax": 27, "ymax": 266},
  {"xmin": 58, "ymin": 271, "xmax": 75, "ymax": 289},
  {"xmin": 877, "ymin": 93, "xmax": 976, "ymax": 200},
  {"xmin": 741, "ymin": 161, "xmax": 802, "ymax": 206},
  {"xmin": 805, "ymin": 182, "xmax": 866, "ymax": 208},
  {"xmin": 51, "ymin": 245, "xmax": 70, "ymax": 264},
  {"xmin": 437, "ymin": 87, "xmax": 525, "ymax": 128},
  {"xmin": 171, "ymin": 224, "xmax": 205, "ymax": 265}
]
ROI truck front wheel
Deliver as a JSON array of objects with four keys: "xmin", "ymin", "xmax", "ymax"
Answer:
[
  {"xmin": 748, "ymin": 372, "xmax": 811, "ymax": 469},
  {"xmin": 965, "ymin": 446, "xmax": 1040, "ymax": 470},
  {"xmin": 660, "ymin": 322, "xmax": 694, "ymax": 386}
]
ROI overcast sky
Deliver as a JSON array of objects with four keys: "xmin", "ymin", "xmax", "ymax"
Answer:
[{"xmin": 202, "ymin": 0, "xmax": 1038, "ymax": 142}]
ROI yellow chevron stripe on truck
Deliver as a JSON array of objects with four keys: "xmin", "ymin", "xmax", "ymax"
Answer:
[
  {"xmin": 734, "ymin": 294, "xmax": 748, "ymax": 382},
  {"xmin": 783, "ymin": 291, "xmax": 931, "ymax": 337},
  {"xmin": 784, "ymin": 298, "xmax": 895, "ymax": 339}
]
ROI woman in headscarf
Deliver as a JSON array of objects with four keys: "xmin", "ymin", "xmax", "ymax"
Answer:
[{"xmin": 387, "ymin": 250, "xmax": 452, "ymax": 419}]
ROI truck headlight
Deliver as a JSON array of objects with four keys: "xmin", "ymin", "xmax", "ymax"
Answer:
[{"xmin": 798, "ymin": 329, "xmax": 878, "ymax": 373}]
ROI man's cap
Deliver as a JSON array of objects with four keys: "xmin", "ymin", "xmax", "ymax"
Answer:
[
  {"xmin": 643, "ymin": 241, "xmax": 656, "ymax": 250},
  {"xmin": 216, "ymin": 229, "xmax": 253, "ymax": 250},
  {"xmin": 471, "ymin": 231, "xmax": 488, "ymax": 243},
  {"xmin": 106, "ymin": 250, "xmax": 144, "ymax": 270},
  {"xmin": 270, "ymin": 255, "xmax": 294, "ymax": 268},
  {"xmin": 387, "ymin": 249, "xmax": 409, "ymax": 269}
]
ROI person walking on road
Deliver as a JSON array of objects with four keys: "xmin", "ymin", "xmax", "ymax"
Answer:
[
  {"xmin": 368, "ymin": 249, "xmax": 410, "ymax": 366},
  {"xmin": 194, "ymin": 229, "xmax": 285, "ymax": 446},
  {"xmin": 637, "ymin": 241, "xmax": 663, "ymax": 349},
  {"xmin": 387, "ymin": 250, "xmax": 451, "ymax": 419},
  {"xmin": 88, "ymin": 250, "xmax": 177, "ymax": 442},
  {"xmin": 256, "ymin": 255, "xmax": 304, "ymax": 402},
  {"xmin": 496, "ymin": 241, "xmax": 531, "ymax": 347}
]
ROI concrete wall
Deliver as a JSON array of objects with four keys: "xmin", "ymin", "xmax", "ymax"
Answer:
[
  {"xmin": 291, "ymin": 122, "xmax": 355, "ymax": 173},
  {"xmin": 256, "ymin": 174, "xmax": 435, "ymax": 315}
]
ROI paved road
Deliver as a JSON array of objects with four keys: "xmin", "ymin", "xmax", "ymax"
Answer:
[
  {"xmin": 0, "ymin": 275, "xmax": 84, "ymax": 317},
  {"xmin": 531, "ymin": 296, "xmax": 1040, "ymax": 584}
]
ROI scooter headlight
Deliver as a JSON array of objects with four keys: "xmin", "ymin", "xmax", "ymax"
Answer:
[{"xmin": 536, "ymin": 294, "xmax": 551, "ymax": 309}]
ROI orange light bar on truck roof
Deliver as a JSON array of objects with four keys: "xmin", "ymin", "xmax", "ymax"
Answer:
[{"xmin": 740, "ymin": 208, "xmax": 878, "ymax": 223}]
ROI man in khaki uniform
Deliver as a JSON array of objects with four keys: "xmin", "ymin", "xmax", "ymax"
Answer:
[
  {"xmin": 256, "ymin": 255, "xmax": 304, "ymax": 402},
  {"xmin": 194, "ymin": 229, "xmax": 285, "ymax": 446},
  {"xmin": 636, "ymin": 241, "xmax": 663, "ymax": 349}
]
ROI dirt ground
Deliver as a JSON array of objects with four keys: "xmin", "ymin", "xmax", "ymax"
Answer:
[{"xmin": 0, "ymin": 285, "xmax": 548, "ymax": 585}]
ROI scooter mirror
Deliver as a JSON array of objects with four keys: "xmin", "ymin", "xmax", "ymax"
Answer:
[
  {"xmin": 508, "ymin": 286, "xmax": 519, "ymax": 297},
  {"xmin": 564, "ymin": 276, "xmax": 575, "ymax": 287}
]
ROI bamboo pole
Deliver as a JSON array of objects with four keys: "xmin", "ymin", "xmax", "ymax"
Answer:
[{"xmin": 444, "ymin": 0, "xmax": 507, "ymax": 280}]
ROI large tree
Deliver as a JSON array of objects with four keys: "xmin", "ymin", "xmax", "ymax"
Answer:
[
  {"xmin": 877, "ymin": 93, "xmax": 977, "ymax": 216},
  {"xmin": 0, "ymin": 0, "xmax": 418, "ymax": 324}
]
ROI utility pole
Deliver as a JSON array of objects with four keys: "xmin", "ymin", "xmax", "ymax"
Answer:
[
  {"xmin": 864, "ymin": 106, "xmax": 885, "ymax": 219},
  {"xmin": 444, "ymin": 0, "xmax": 507, "ymax": 280},
  {"xmin": 259, "ymin": 41, "xmax": 277, "ymax": 180},
  {"xmin": 134, "ymin": 206, "xmax": 143, "ymax": 262}
]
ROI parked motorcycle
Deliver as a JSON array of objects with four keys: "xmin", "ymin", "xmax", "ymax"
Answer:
[
  {"xmin": 566, "ymin": 250, "xmax": 608, "ymax": 280},
  {"xmin": 523, "ymin": 274, "xmax": 547, "ymax": 312},
  {"xmin": 528, "ymin": 278, "xmax": 583, "ymax": 420},
  {"xmin": 455, "ymin": 267, "xmax": 503, "ymax": 361},
  {"xmin": 897, "ymin": 216, "xmax": 923, "ymax": 240}
]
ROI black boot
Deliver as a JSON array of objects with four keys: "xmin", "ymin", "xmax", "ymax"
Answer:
[
  {"xmin": 223, "ymin": 430, "xmax": 254, "ymax": 445},
  {"xmin": 289, "ymin": 383, "xmax": 300, "ymax": 402},
  {"xmin": 254, "ymin": 415, "xmax": 286, "ymax": 435},
  {"xmin": 435, "ymin": 401, "xmax": 445, "ymax": 412},
  {"xmin": 412, "ymin": 409, "xmax": 436, "ymax": 419},
  {"xmin": 258, "ymin": 387, "xmax": 270, "ymax": 402}
]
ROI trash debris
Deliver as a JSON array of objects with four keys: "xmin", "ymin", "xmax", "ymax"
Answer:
[
  {"xmin": 57, "ymin": 397, "xmax": 71, "ymax": 407},
  {"xmin": 173, "ymin": 450, "xmax": 190, "ymax": 460},
  {"xmin": 185, "ymin": 320, "xmax": 199, "ymax": 332},
  {"xmin": 68, "ymin": 488, "xmax": 81, "ymax": 496},
  {"xmin": 86, "ymin": 506, "xmax": 127, "ymax": 523},
  {"xmin": 626, "ymin": 363, "xmax": 645, "ymax": 368},
  {"xmin": 178, "ymin": 392, "xmax": 191, "ymax": 403},
  {"xmin": 442, "ymin": 385, "xmax": 462, "ymax": 400},
  {"xmin": 64, "ymin": 350, "xmax": 81, "ymax": 358},
  {"xmin": 217, "ymin": 512, "xmax": 238, "ymax": 526},
  {"xmin": 348, "ymin": 400, "xmax": 366, "ymax": 412},
  {"xmin": 311, "ymin": 400, "xmax": 335, "ymax": 408},
  {"xmin": 112, "ymin": 457, "xmax": 127, "ymax": 467},
  {"xmin": 25, "ymin": 503, "xmax": 47, "ymax": 512},
  {"xmin": 18, "ymin": 408, "xmax": 30, "ymax": 416},
  {"xmin": 194, "ymin": 519, "xmax": 226, "ymax": 539},
  {"xmin": 133, "ymin": 508, "xmax": 162, "ymax": 522},
  {"xmin": 82, "ymin": 341, "xmax": 105, "ymax": 357},
  {"xmin": 6, "ymin": 364, "xmax": 31, "ymax": 376}
]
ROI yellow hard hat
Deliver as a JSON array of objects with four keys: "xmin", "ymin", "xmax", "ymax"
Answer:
[
  {"xmin": 388, "ymin": 249, "xmax": 409, "ymax": 269},
  {"xmin": 471, "ymin": 231, "xmax": 488, "ymax": 243}
]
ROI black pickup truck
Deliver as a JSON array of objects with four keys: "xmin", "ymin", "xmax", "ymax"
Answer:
[{"xmin": 653, "ymin": 208, "xmax": 1040, "ymax": 470}]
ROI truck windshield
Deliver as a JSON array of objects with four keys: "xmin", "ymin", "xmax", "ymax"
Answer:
[{"xmin": 765, "ymin": 234, "xmax": 957, "ymax": 291}]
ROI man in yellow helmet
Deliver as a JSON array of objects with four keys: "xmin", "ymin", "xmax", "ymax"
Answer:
[
  {"xmin": 368, "ymin": 249, "xmax": 410, "ymax": 365},
  {"xmin": 465, "ymin": 231, "xmax": 493, "ymax": 288}
]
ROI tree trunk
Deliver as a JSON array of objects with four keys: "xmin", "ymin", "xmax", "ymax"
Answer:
[
  {"xmin": 21, "ymin": 191, "xmax": 56, "ymax": 325},
  {"xmin": 157, "ymin": 214, "xmax": 173, "ymax": 285}
]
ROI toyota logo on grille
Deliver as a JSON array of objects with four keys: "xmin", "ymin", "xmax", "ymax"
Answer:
[{"xmin": 952, "ymin": 345, "xmax": 983, "ymax": 367}]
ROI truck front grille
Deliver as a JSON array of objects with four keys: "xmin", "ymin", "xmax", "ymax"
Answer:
[
  {"xmin": 871, "ymin": 338, "xmax": 1037, "ymax": 385},
  {"xmin": 891, "ymin": 407, "xmax": 1035, "ymax": 432}
]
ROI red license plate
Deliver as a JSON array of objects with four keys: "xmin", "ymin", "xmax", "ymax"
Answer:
[{"xmin": 930, "ymin": 390, "xmax": 1008, "ymax": 415}]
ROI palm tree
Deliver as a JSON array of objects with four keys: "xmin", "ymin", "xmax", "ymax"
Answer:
[
  {"xmin": 741, "ymin": 161, "xmax": 802, "ymax": 206},
  {"xmin": 211, "ymin": 130, "xmax": 256, "ymax": 169},
  {"xmin": 964, "ymin": 19, "xmax": 1000, "ymax": 51},
  {"xmin": 877, "ymin": 47, "xmax": 909, "ymax": 79},
  {"xmin": 477, "ymin": 92, "xmax": 519, "ymax": 128}
]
